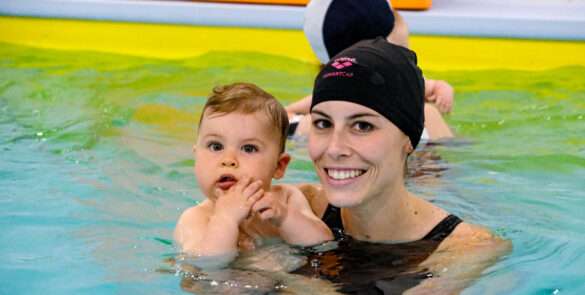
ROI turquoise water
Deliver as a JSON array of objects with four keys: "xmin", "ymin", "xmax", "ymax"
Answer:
[{"xmin": 1, "ymin": 43, "xmax": 584, "ymax": 294}]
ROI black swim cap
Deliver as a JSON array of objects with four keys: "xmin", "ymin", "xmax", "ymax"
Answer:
[
  {"xmin": 304, "ymin": 0, "xmax": 395, "ymax": 64},
  {"xmin": 311, "ymin": 37, "xmax": 425, "ymax": 148}
]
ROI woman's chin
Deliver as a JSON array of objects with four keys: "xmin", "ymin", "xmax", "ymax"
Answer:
[{"xmin": 324, "ymin": 189, "xmax": 364, "ymax": 208}]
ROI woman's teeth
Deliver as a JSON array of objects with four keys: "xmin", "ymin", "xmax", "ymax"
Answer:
[{"xmin": 327, "ymin": 169, "xmax": 365, "ymax": 180}]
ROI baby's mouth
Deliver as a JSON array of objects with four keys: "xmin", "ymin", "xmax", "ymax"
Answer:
[{"xmin": 216, "ymin": 174, "xmax": 237, "ymax": 190}]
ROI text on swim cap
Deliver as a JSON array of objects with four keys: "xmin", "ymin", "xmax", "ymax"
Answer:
[{"xmin": 323, "ymin": 71, "xmax": 354, "ymax": 78}]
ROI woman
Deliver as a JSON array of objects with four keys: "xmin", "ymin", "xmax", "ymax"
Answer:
[{"xmin": 295, "ymin": 38, "xmax": 511, "ymax": 294}]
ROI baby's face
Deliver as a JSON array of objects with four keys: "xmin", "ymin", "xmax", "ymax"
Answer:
[{"xmin": 194, "ymin": 110, "xmax": 287, "ymax": 200}]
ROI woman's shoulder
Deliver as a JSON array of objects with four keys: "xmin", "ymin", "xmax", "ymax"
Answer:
[
  {"xmin": 274, "ymin": 183, "xmax": 326, "ymax": 211},
  {"xmin": 450, "ymin": 222, "xmax": 501, "ymax": 241},
  {"xmin": 413, "ymin": 197, "xmax": 507, "ymax": 249},
  {"xmin": 440, "ymin": 221, "xmax": 511, "ymax": 253},
  {"xmin": 412, "ymin": 221, "xmax": 512, "ymax": 293},
  {"xmin": 293, "ymin": 183, "xmax": 329, "ymax": 218}
]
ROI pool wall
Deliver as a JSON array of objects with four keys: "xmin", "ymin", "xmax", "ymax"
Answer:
[
  {"xmin": 1, "ymin": 16, "xmax": 585, "ymax": 73},
  {"xmin": 1, "ymin": 0, "xmax": 585, "ymax": 40}
]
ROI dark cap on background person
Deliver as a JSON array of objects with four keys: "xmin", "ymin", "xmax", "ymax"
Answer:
[
  {"xmin": 304, "ymin": 0, "xmax": 395, "ymax": 64},
  {"xmin": 311, "ymin": 37, "xmax": 425, "ymax": 148}
]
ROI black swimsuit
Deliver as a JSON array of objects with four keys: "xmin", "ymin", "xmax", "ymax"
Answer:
[
  {"xmin": 294, "ymin": 205, "xmax": 463, "ymax": 294},
  {"xmin": 322, "ymin": 204, "xmax": 463, "ymax": 241}
]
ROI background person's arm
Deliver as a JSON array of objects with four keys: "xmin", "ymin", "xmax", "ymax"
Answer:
[
  {"xmin": 387, "ymin": 10, "xmax": 410, "ymax": 48},
  {"xmin": 424, "ymin": 103, "xmax": 454, "ymax": 140},
  {"xmin": 424, "ymin": 79, "xmax": 454, "ymax": 114},
  {"xmin": 285, "ymin": 94, "xmax": 312, "ymax": 116}
]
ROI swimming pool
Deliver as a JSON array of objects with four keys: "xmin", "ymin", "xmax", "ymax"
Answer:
[{"xmin": 1, "ymin": 16, "xmax": 585, "ymax": 294}]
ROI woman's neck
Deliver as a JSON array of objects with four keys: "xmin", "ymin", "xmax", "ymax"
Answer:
[{"xmin": 341, "ymin": 185, "xmax": 427, "ymax": 242}]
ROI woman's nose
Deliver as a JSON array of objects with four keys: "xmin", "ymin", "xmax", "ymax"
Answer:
[{"xmin": 326, "ymin": 129, "xmax": 352, "ymax": 159}]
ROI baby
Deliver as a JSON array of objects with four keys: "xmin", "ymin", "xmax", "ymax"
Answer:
[{"xmin": 174, "ymin": 82, "xmax": 332, "ymax": 264}]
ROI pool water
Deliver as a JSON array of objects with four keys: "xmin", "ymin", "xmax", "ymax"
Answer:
[{"xmin": 1, "ymin": 43, "xmax": 584, "ymax": 294}]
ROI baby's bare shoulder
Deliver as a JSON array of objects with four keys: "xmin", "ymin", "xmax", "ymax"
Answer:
[
  {"xmin": 174, "ymin": 201, "xmax": 213, "ymax": 246},
  {"xmin": 177, "ymin": 201, "xmax": 212, "ymax": 226}
]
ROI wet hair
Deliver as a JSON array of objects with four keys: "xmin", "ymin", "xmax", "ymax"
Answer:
[{"xmin": 199, "ymin": 82, "xmax": 289, "ymax": 153}]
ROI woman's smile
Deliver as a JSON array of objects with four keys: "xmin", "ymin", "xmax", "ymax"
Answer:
[{"xmin": 325, "ymin": 167, "xmax": 367, "ymax": 181}]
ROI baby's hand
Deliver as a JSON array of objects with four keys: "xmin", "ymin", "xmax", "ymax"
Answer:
[
  {"xmin": 213, "ymin": 177, "xmax": 264, "ymax": 225},
  {"xmin": 426, "ymin": 80, "xmax": 454, "ymax": 114},
  {"xmin": 252, "ymin": 191, "xmax": 288, "ymax": 227}
]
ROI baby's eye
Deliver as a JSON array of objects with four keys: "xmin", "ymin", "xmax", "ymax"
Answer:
[
  {"xmin": 352, "ymin": 121, "xmax": 375, "ymax": 133},
  {"xmin": 313, "ymin": 119, "xmax": 332, "ymax": 130},
  {"xmin": 207, "ymin": 141, "xmax": 223, "ymax": 152},
  {"xmin": 241, "ymin": 144, "xmax": 258, "ymax": 153}
]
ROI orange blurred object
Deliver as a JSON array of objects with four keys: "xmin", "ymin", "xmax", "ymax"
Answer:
[
  {"xmin": 195, "ymin": 0, "xmax": 307, "ymax": 4},
  {"xmin": 391, "ymin": 0, "xmax": 432, "ymax": 10},
  {"xmin": 196, "ymin": 0, "xmax": 432, "ymax": 10}
]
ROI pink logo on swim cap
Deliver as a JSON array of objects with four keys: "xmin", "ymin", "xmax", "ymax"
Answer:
[{"xmin": 331, "ymin": 57, "xmax": 357, "ymax": 69}]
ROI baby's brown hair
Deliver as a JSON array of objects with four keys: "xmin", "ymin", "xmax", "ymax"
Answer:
[{"xmin": 199, "ymin": 82, "xmax": 289, "ymax": 153}]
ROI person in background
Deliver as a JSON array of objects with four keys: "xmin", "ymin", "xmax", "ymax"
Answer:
[{"xmin": 287, "ymin": 0, "xmax": 454, "ymax": 141}]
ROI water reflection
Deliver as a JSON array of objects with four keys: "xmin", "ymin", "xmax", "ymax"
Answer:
[{"xmin": 170, "ymin": 234, "xmax": 451, "ymax": 294}]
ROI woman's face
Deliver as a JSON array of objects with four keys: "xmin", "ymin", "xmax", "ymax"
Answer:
[{"xmin": 308, "ymin": 101, "xmax": 410, "ymax": 208}]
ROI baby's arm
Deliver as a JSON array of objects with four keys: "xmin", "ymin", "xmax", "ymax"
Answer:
[
  {"xmin": 174, "ymin": 178, "xmax": 264, "ymax": 257},
  {"xmin": 252, "ymin": 185, "xmax": 333, "ymax": 246}
]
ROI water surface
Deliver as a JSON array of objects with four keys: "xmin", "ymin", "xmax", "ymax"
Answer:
[{"xmin": 1, "ymin": 43, "xmax": 584, "ymax": 294}]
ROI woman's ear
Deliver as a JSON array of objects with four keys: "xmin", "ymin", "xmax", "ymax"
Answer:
[
  {"xmin": 273, "ymin": 153, "xmax": 291, "ymax": 179},
  {"xmin": 403, "ymin": 140, "xmax": 414, "ymax": 155}
]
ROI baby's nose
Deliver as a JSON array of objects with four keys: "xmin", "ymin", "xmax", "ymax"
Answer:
[{"xmin": 221, "ymin": 158, "xmax": 238, "ymax": 168}]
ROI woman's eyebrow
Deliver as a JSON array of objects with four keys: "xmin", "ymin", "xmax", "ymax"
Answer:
[
  {"xmin": 347, "ymin": 113, "xmax": 379, "ymax": 120},
  {"xmin": 311, "ymin": 110, "xmax": 331, "ymax": 118},
  {"xmin": 312, "ymin": 110, "xmax": 378, "ymax": 120}
]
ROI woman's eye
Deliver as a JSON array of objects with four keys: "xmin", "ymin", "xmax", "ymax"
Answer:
[
  {"xmin": 241, "ymin": 144, "xmax": 258, "ymax": 153},
  {"xmin": 207, "ymin": 142, "xmax": 223, "ymax": 151},
  {"xmin": 313, "ymin": 119, "xmax": 332, "ymax": 129},
  {"xmin": 352, "ymin": 121, "xmax": 374, "ymax": 132}
]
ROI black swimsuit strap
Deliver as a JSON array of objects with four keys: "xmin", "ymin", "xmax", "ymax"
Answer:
[
  {"xmin": 322, "ymin": 204, "xmax": 344, "ymax": 231},
  {"xmin": 421, "ymin": 214, "xmax": 463, "ymax": 242},
  {"xmin": 321, "ymin": 205, "xmax": 463, "ymax": 243}
]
